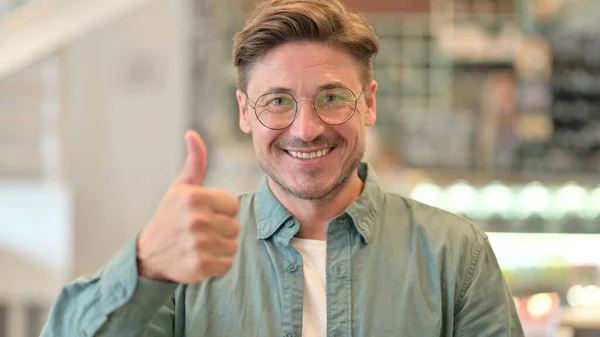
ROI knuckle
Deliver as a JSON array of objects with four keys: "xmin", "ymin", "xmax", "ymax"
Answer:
[
  {"xmin": 184, "ymin": 188, "xmax": 203, "ymax": 206},
  {"xmin": 199, "ymin": 259, "xmax": 212, "ymax": 271},
  {"xmin": 190, "ymin": 235, "xmax": 210, "ymax": 250},
  {"xmin": 186, "ymin": 214, "xmax": 209, "ymax": 231},
  {"xmin": 204, "ymin": 188, "xmax": 221, "ymax": 200},
  {"xmin": 216, "ymin": 191, "xmax": 240, "ymax": 214},
  {"xmin": 184, "ymin": 215, "xmax": 196, "ymax": 230},
  {"xmin": 194, "ymin": 255, "xmax": 213, "ymax": 272}
]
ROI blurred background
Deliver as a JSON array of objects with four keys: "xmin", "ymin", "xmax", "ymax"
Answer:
[{"xmin": 0, "ymin": 0, "xmax": 599, "ymax": 336}]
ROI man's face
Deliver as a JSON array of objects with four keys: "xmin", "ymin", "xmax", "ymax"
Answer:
[{"xmin": 237, "ymin": 42, "xmax": 377, "ymax": 201}]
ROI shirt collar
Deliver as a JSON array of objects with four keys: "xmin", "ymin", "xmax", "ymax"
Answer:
[
  {"xmin": 254, "ymin": 173, "xmax": 293, "ymax": 239},
  {"xmin": 254, "ymin": 162, "xmax": 383, "ymax": 244},
  {"xmin": 344, "ymin": 162, "xmax": 383, "ymax": 244}
]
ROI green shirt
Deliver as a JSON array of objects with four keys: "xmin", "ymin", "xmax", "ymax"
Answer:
[{"xmin": 41, "ymin": 163, "xmax": 524, "ymax": 337}]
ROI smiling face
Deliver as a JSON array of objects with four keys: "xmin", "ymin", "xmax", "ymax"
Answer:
[{"xmin": 237, "ymin": 42, "xmax": 377, "ymax": 201}]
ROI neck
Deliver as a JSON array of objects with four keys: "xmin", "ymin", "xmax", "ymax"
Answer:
[{"xmin": 268, "ymin": 169, "xmax": 364, "ymax": 241}]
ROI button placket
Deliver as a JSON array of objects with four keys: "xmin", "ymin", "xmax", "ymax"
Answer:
[
  {"xmin": 326, "ymin": 216, "xmax": 353, "ymax": 337},
  {"xmin": 275, "ymin": 221, "xmax": 303, "ymax": 337}
]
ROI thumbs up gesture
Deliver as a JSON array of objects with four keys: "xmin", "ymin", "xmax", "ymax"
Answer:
[{"xmin": 137, "ymin": 130, "xmax": 241, "ymax": 284}]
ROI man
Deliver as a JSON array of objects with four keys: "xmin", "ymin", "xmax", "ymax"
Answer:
[{"xmin": 42, "ymin": 0, "xmax": 524, "ymax": 336}]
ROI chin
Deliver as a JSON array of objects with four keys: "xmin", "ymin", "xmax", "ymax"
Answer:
[
  {"xmin": 258, "ymin": 149, "xmax": 364, "ymax": 201},
  {"xmin": 276, "ymin": 171, "xmax": 351, "ymax": 201},
  {"xmin": 286, "ymin": 185, "xmax": 334, "ymax": 201}
]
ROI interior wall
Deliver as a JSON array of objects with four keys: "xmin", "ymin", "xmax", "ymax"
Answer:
[{"xmin": 62, "ymin": 0, "xmax": 189, "ymax": 276}]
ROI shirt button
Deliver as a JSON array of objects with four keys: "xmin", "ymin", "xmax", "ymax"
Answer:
[
  {"xmin": 285, "ymin": 220, "xmax": 295, "ymax": 228},
  {"xmin": 286, "ymin": 263, "xmax": 297, "ymax": 272},
  {"xmin": 333, "ymin": 264, "xmax": 344, "ymax": 277},
  {"xmin": 284, "ymin": 332, "xmax": 295, "ymax": 337}
]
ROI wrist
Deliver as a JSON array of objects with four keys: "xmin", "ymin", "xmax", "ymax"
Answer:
[{"xmin": 136, "ymin": 232, "xmax": 165, "ymax": 281}]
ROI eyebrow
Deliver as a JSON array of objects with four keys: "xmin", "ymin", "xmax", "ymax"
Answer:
[{"xmin": 261, "ymin": 81, "xmax": 350, "ymax": 95}]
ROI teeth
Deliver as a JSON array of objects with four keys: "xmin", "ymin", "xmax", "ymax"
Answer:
[{"xmin": 288, "ymin": 148, "xmax": 331, "ymax": 160}]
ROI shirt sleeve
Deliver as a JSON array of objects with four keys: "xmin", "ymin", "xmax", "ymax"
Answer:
[
  {"xmin": 453, "ymin": 237, "xmax": 525, "ymax": 337},
  {"xmin": 40, "ymin": 238, "xmax": 179, "ymax": 337}
]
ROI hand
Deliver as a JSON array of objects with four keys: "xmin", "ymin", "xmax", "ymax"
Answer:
[{"xmin": 136, "ymin": 130, "xmax": 241, "ymax": 283}]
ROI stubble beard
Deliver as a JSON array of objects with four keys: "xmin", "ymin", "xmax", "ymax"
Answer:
[{"xmin": 257, "ymin": 139, "xmax": 365, "ymax": 203}]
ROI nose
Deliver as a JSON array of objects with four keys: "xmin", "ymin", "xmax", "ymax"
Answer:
[{"xmin": 287, "ymin": 99, "xmax": 325, "ymax": 142}]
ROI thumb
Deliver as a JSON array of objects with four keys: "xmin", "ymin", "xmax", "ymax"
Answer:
[{"xmin": 175, "ymin": 130, "xmax": 208, "ymax": 185}]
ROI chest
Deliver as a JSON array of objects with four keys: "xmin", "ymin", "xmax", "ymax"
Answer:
[{"xmin": 179, "ymin": 234, "xmax": 453, "ymax": 337}]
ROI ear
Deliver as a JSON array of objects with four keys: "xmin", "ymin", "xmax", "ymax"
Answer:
[
  {"xmin": 364, "ymin": 80, "xmax": 377, "ymax": 126},
  {"xmin": 237, "ymin": 89, "xmax": 252, "ymax": 134}
]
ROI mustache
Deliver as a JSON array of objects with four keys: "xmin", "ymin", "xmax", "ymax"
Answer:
[{"xmin": 274, "ymin": 135, "xmax": 344, "ymax": 149}]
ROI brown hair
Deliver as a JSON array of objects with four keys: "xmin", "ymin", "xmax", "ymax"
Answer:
[{"xmin": 232, "ymin": 0, "xmax": 379, "ymax": 93}]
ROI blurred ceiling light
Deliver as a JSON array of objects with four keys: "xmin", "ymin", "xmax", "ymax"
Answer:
[
  {"xmin": 567, "ymin": 285, "xmax": 600, "ymax": 307},
  {"xmin": 410, "ymin": 180, "xmax": 442, "ymax": 208},
  {"xmin": 480, "ymin": 181, "xmax": 512, "ymax": 214},
  {"xmin": 567, "ymin": 285, "xmax": 583, "ymax": 307},
  {"xmin": 526, "ymin": 293, "xmax": 555, "ymax": 318},
  {"xmin": 516, "ymin": 182, "xmax": 550, "ymax": 219},
  {"xmin": 445, "ymin": 181, "xmax": 477, "ymax": 214},
  {"xmin": 582, "ymin": 285, "xmax": 600, "ymax": 307},
  {"xmin": 554, "ymin": 182, "xmax": 587, "ymax": 216},
  {"xmin": 583, "ymin": 186, "xmax": 600, "ymax": 219}
]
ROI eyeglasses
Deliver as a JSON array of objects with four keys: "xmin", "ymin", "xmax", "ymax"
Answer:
[{"xmin": 246, "ymin": 87, "xmax": 364, "ymax": 130}]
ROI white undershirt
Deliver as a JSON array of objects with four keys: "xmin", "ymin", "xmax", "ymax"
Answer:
[{"xmin": 290, "ymin": 238, "xmax": 327, "ymax": 337}]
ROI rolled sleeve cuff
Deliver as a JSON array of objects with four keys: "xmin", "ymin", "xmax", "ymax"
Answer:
[{"xmin": 98, "ymin": 237, "xmax": 179, "ymax": 320}]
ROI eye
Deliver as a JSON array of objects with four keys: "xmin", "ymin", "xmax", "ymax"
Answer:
[
  {"xmin": 266, "ymin": 96, "xmax": 293, "ymax": 106},
  {"xmin": 255, "ymin": 93, "xmax": 295, "ymax": 116},
  {"xmin": 324, "ymin": 94, "xmax": 341, "ymax": 103},
  {"xmin": 316, "ymin": 88, "xmax": 354, "ymax": 105}
]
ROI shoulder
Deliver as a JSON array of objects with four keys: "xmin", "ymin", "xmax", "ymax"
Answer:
[
  {"xmin": 379, "ymin": 191, "xmax": 487, "ymax": 251},
  {"xmin": 379, "ymin": 192, "xmax": 493, "ymax": 291}
]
